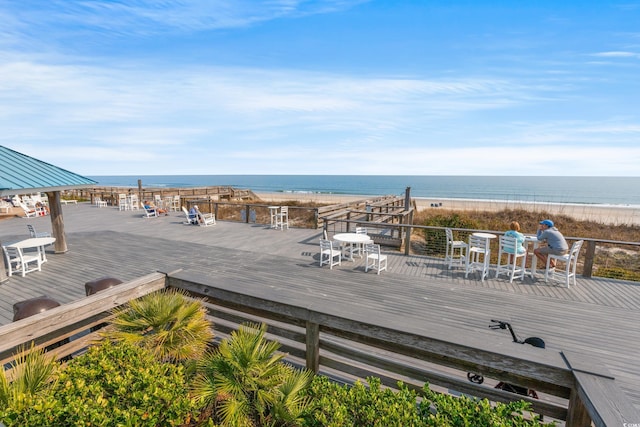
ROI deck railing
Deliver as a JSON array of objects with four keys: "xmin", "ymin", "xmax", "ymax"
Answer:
[
  {"xmin": 321, "ymin": 217, "xmax": 640, "ymax": 280},
  {"xmin": 1, "ymin": 272, "xmax": 638, "ymax": 426},
  {"xmin": 64, "ymin": 187, "xmax": 640, "ymax": 281}
]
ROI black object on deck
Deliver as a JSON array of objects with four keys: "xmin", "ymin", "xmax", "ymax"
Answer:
[{"xmin": 85, "ymin": 276, "xmax": 124, "ymax": 296}]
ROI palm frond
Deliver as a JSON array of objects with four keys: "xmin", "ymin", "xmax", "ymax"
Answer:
[
  {"xmin": 104, "ymin": 289, "xmax": 213, "ymax": 363},
  {"xmin": 0, "ymin": 343, "xmax": 58, "ymax": 410}
]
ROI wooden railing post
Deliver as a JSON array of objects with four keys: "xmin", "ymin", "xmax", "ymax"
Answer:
[
  {"xmin": 566, "ymin": 388, "xmax": 591, "ymax": 427},
  {"xmin": 582, "ymin": 240, "xmax": 596, "ymax": 278},
  {"xmin": 305, "ymin": 321, "xmax": 320, "ymax": 373},
  {"xmin": 404, "ymin": 210, "xmax": 413, "ymax": 256}
]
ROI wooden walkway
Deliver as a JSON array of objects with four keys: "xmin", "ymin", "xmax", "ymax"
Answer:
[{"xmin": 1, "ymin": 203, "xmax": 640, "ymax": 411}]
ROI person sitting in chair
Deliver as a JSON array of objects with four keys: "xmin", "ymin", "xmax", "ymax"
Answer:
[
  {"xmin": 188, "ymin": 205, "xmax": 201, "ymax": 224},
  {"xmin": 503, "ymin": 221, "xmax": 526, "ymax": 254},
  {"xmin": 35, "ymin": 201, "xmax": 50, "ymax": 216},
  {"xmin": 144, "ymin": 201, "xmax": 168, "ymax": 216},
  {"xmin": 534, "ymin": 219, "xmax": 568, "ymax": 268}
]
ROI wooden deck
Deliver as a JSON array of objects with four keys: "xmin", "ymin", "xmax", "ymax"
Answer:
[{"xmin": 1, "ymin": 203, "xmax": 640, "ymax": 412}]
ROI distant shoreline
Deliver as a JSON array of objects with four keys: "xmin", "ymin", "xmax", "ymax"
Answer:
[{"xmin": 256, "ymin": 192, "xmax": 640, "ymax": 226}]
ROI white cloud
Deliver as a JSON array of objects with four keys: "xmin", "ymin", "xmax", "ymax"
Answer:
[
  {"xmin": 1, "ymin": 0, "xmax": 370, "ymax": 37},
  {"xmin": 590, "ymin": 51, "xmax": 640, "ymax": 58}
]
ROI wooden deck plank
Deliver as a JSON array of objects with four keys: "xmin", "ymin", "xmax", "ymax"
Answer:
[{"xmin": 1, "ymin": 203, "xmax": 639, "ymax": 409}]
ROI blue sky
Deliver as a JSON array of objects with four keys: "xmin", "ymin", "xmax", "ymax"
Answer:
[{"xmin": 1, "ymin": 1, "xmax": 639, "ymax": 176}]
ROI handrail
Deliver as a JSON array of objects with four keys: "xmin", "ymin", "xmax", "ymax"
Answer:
[{"xmin": 0, "ymin": 272, "xmax": 166, "ymax": 361}]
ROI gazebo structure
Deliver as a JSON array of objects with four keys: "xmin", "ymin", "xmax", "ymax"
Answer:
[{"xmin": 0, "ymin": 145, "xmax": 96, "ymax": 282}]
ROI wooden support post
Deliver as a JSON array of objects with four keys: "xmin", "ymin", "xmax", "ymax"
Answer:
[
  {"xmin": 305, "ymin": 321, "xmax": 320, "ymax": 373},
  {"xmin": 566, "ymin": 388, "xmax": 591, "ymax": 427},
  {"xmin": 47, "ymin": 191, "xmax": 68, "ymax": 254},
  {"xmin": 582, "ymin": 240, "xmax": 595, "ymax": 278},
  {"xmin": 405, "ymin": 210, "xmax": 413, "ymax": 256},
  {"xmin": 404, "ymin": 186, "xmax": 411, "ymax": 211}
]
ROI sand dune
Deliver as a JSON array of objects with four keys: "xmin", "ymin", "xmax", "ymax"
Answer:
[{"xmin": 257, "ymin": 192, "xmax": 640, "ymax": 226}]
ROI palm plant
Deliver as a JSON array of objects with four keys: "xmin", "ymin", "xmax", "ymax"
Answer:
[
  {"xmin": 192, "ymin": 322, "xmax": 314, "ymax": 427},
  {"xmin": 104, "ymin": 289, "xmax": 214, "ymax": 363},
  {"xmin": 0, "ymin": 343, "xmax": 58, "ymax": 411}
]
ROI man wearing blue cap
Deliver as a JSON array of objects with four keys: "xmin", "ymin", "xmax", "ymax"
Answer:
[{"xmin": 534, "ymin": 219, "xmax": 569, "ymax": 268}]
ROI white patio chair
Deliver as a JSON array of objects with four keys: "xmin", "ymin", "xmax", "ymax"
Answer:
[
  {"xmin": 19, "ymin": 202, "xmax": 37, "ymax": 218},
  {"xmin": 545, "ymin": 240, "xmax": 584, "ymax": 288},
  {"xmin": 29, "ymin": 193, "xmax": 46, "ymax": 205},
  {"xmin": 154, "ymin": 195, "xmax": 163, "ymax": 209},
  {"xmin": 495, "ymin": 235, "xmax": 527, "ymax": 282},
  {"xmin": 0, "ymin": 200, "xmax": 11, "ymax": 213},
  {"xmin": 163, "ymin": 196, "xmax": 174, "ymax": 212},
  {"xmin": 94, "ymin": 197, "xmax": 108, "ymax": 208},
  {"xmin": 118, "ymin": 194, "xmax": 129, "ymax": 211},
  {"xmin": 141, "ymin": 202, "xmax": 158, "ymax": 218},
  {"xmin": 465, "ymin": 234, "xmax": 491, "ymax": 281},
  {"xmin": 197, "ymin": 212, "xmax": 216, "ymax": 227},
  {"xmin": 3, "ymin": 246, "xmax": 42, "ymax": 277},
  {"xmin": 319, "ymin": 239, "xmax": 341, "ymax": 269},
  {"xmin": 275, "ymin": 206, "xmax": 289, "ymax": 230},
  {"xmin": 129, "ymin": 195, "xmax": 139, "ymax": 210},
  {"xmin": 364, "ymin": 243, "xmax": 387, "ymax": 274},
  {"xmin": 27, "ymin": 224, "xmax": 51, "ymax": 238},
  {"xmin": 445, "ymin": 228, "xmax": 467, "ymax": 269},
  {"xmin": 171, "ymin": 195, "xmax": 180, "ymax": 211},
  {"xmin": 353, "ymin": 227, "xmax": 368, "ymax": 257}
]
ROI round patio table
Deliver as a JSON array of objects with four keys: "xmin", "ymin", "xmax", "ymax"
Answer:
[
  {"xmin": 7, "ymin": 237, "xmax": 56, "ymax": 262},
  {"xmin": 333, "ymin": 233, "xmax": 373, "ymax": 262}
]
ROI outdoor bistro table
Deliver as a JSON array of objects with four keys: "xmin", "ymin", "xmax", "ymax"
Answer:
[
  {"xmin": 524, "ymin": 235, "xmax": 540, "ymax": 277},
  {"xmin": 6, "ymin": 237, "xmax": 56, "ymax": 263},
  {"xmin": 333, "ymin": 233, "xmax": 373, "ymax": 262},
  {"xmin": 471, "ymin": 232, "xmax": 497, "ymax": 240}
]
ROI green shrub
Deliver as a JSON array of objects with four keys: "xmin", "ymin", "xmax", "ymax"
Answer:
[
  {"xmin": 304, "ymin": 376, "xmax": 554, "ymax": 427},
  {"xmin": 420, "ymin": 385, "xmax": 553, "ymax": 427},
  {"xmin": 0, "ymin": 341, "xmax": 197, "ymax": 427},
  {"xmin": 0, "ymin": 344, "xmax": 58, "ymax": 413},
  {"xmin": 105, "ymin": 289, "xmax": 214, "ymax": 364},
  {"xmin": 305, "ymin": 376, "xmax": 424, "ymax": 426},
  {"xmin": 422, "ymin": 213, "xmax": 479, "ymax": 256},
  {"xmin": 594, "ymin": 267, "xmax": 640, "ymax": 281},
  {"xmin": 192, "ymin": 322, "xmax": 314, "ymax": 427}
]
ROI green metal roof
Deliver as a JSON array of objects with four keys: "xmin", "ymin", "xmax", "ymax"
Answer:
[{"xmin": 0, "ymin": 145, "xmax": 96, "ymax": 196}]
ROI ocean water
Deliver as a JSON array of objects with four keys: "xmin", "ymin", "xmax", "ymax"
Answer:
[{"xmin": 88, "ymin": 175, "xmax": 640, "ymax": 207}]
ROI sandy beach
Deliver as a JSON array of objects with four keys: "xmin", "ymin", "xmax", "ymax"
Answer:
[{"xmin": 257, "ymin": 192, "xmax": 640, "ymax": 226}]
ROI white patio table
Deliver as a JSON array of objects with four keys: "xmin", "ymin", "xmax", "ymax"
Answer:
[
  {"xmin": 6, "ymin": 237, "xmax": 56, "ymax": 263},
  {"xmin": 333, "ymin": 233, "xmax": 373, "ymax": 262},
  {"xmin": 524, "ymin": 235, "xmax": 540, "ymax": 277}
]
